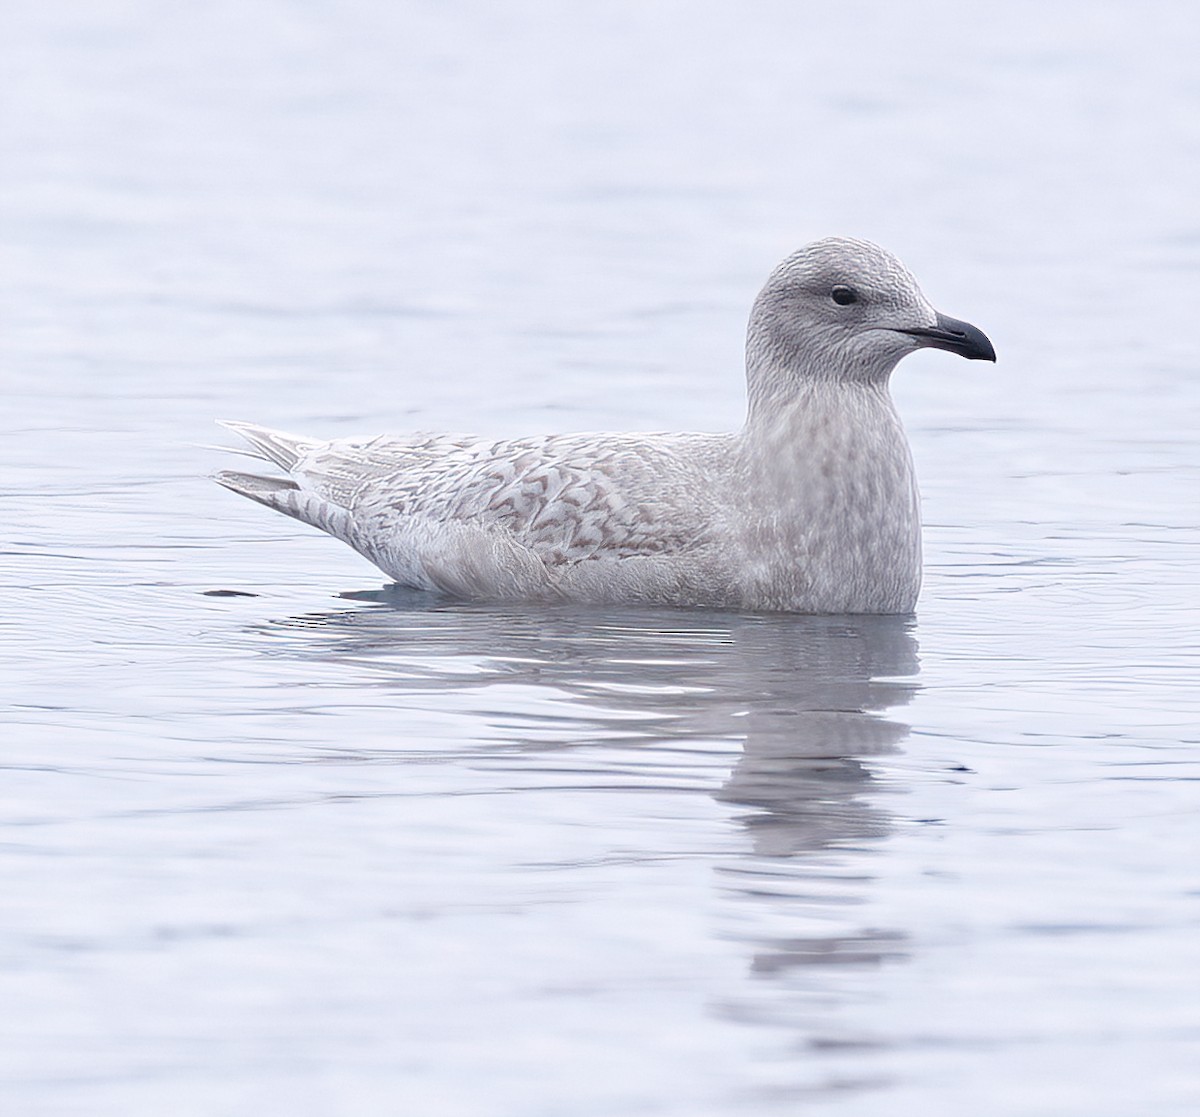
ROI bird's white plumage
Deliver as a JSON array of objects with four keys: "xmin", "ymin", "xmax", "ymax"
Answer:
[{"xmin": 215, "ymin": 238, "xmax": 992, "ymax": 613}]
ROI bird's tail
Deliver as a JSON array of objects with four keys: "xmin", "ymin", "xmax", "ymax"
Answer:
[
  {"xmin": 215, "ymin": 420, "xmax": 318, "ymax": 471},
  {"xmin": 213, "ymin": 422, "xmax": 355, "ymax": 542}
]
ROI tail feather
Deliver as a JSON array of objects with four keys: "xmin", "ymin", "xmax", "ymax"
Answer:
[
  {"xmin": 214, "ymin": 421, "xmax": 354, "ymax": 542},
  {"xmin": 214, "ymin": 469, "xmax": 355, "ymax": 541},
  {"xmin": 216, "ymin": 420, "xmax": 319, "ymax": 471},
  {"xmin": 213, "ymin": 469, "xmax": 300, "ymax": 504}
]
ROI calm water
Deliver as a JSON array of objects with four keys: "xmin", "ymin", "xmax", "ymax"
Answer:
[{"xmin": 3, "ymin": 2, "xmax": 1200, "ymax": 1114}]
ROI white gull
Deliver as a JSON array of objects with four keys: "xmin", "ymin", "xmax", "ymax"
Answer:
[{"xmin": 215, "ymin": 238, "xmax": 994, "ymax": 613}]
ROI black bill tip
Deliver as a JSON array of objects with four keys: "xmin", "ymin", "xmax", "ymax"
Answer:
[{"xmin": 901, "ymin": 312, "xmax": 996, "ymax": 362}]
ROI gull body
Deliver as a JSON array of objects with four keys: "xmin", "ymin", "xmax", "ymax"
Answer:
[{"xmin": 216, "ymin": 238, "xmax": 994, "ymax": 613}]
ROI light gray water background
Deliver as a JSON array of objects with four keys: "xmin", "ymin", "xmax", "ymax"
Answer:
[{"xmin": 3, "ymin": 2, "xmax": 1199, "ymax": 1114}]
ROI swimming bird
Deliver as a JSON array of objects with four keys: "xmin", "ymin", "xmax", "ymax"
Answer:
[{"xmin": 215, "ymin": 238, "xmax": 994, "ymax": 612}]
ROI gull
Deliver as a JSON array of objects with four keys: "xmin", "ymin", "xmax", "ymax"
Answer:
[{"xmin": 215, "ymin": 238, "xmax": 994, "ymax": 612}]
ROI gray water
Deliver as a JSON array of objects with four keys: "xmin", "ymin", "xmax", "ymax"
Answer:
[{"xmin": 3, "ymin": 2, "xmax": 1200, "ymax": 1114}]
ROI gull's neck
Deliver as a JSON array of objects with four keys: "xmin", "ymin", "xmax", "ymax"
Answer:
[
  {"xmin": 742, "ymin": 365, "xmax": 897, "ymax": 442},
  {"xmin": 732, "ymin": 367, "xmax": 922, "ymax": 614},
  {"xmin": 742, "ymin": 332, "xmax": 905, "ymax": 426}
]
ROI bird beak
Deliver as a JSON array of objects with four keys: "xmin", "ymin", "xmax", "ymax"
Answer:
[{"xmin": 899, "ymin": 312, "xmax": 996, "ymax": 362}]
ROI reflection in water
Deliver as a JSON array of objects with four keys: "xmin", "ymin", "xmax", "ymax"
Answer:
[{"xmin": 261, "ymin": 590, "xmax": 919, "ymax": 1029}]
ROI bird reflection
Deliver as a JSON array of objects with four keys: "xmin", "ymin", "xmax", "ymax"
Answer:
[{"xmin": 257, "ymin": 589, "xmax": 919, "ymax": 991}]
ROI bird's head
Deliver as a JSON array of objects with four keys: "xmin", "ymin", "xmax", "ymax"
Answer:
[{"xmin": 746, "ymin": 238, "xmax": 995, "ymax": 412}]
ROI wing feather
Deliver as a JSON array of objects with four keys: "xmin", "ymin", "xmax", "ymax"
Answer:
[{"xmin": 219, "ymin": 424, "xmax": 730, "ymax": 581}]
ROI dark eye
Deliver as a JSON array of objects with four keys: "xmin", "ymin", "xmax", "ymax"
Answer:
[{"xmin": 831, "ymin": 285, "xmax": 858, "ymax": 306}]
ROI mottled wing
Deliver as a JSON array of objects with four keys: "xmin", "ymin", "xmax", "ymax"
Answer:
[{"xmin": 295, "ymin": 431, "xmax": 718, "ymax": 564}]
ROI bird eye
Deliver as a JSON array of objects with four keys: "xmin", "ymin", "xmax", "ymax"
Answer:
[{"xmin": 831, "ymin": 285, "xmax": 858, "ymax": 306}]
